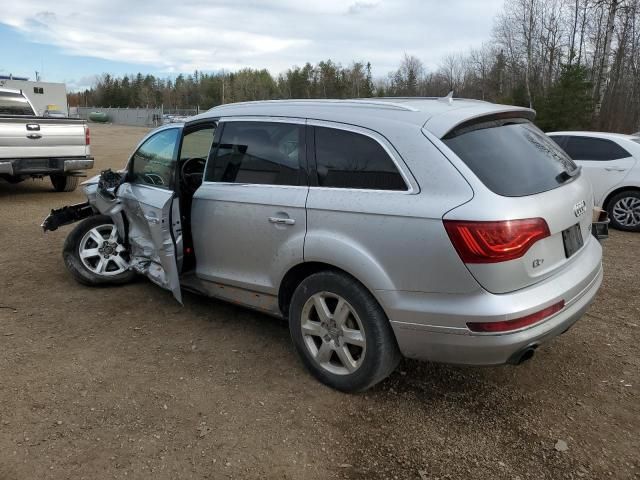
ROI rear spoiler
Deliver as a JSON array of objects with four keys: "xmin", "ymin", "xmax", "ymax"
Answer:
[
  {"xmin": 424, "ymin": 106, "xmax": 536, "ymax": 139},
  {"xmin": 442, "ymin": 111, "xmax": 537, "ymax": 140}
]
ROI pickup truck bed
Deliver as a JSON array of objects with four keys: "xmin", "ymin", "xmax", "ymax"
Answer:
[
  {"xmin": 0, "ymin": 115, "xmax": 93, "ymax": 171},
  {"xmin": 0, "ymin": 88, "xmax": 93, "ymax": 192}
]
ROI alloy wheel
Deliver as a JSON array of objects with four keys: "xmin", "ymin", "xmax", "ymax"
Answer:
[
  {"xmin": 78, "ymin": 224, "xmax": 129, "ymax": 276},
  {"xmin": 612, "ymin": 196, "xmax": 640, "ymax": 227},
  {"xmin": 300, "ymin": 292, "xmax": 366, "ymax": 375}
]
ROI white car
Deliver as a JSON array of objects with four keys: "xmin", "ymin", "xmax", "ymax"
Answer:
[{"xmin": 549, "ymin": 132, "xmax": 640, "ymax": 231}]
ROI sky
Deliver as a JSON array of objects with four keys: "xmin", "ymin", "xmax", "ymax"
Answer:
[{"xmin": 0, "ymin": 0, "xmax": 504, "ymax": 91}]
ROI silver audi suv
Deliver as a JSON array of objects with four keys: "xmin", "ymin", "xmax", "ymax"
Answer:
[{"xmin": 43, "ymin": 98, "xmax": 604, "ymax": 392}]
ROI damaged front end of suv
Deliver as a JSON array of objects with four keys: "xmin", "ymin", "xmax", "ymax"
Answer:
[
  {"xmin": 42, "ymin": 168, "xmax": 183, "ymax": 302},
  {"xmin": 42, "ymin": 169, "xmax": 123, "ymax": 232}
]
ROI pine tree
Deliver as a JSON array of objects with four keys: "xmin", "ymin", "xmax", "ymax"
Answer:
[{"xmin": 536, "ymin": 64, "xmax": 593, "ymax": 131}]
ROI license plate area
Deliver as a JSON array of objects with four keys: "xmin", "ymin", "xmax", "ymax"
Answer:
[{"xmin": 562, "ymin": 223, "xmax": 584, "ymax": 258}]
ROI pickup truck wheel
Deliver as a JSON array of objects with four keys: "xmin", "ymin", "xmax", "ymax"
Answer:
[
  {"xmin": 607, "ymin": 190, "xmax": 640, "ymax": 232},
  {"xmin": 63, "ymin": 215, "xmax": 136, "ymax": 286},
  {"xmin": 51, "ymin": 175, "xmax": 80, "ymax": 192},
  {"xmin": 289, "ymin": 271, "xmax": 401, "ymax": 393}
]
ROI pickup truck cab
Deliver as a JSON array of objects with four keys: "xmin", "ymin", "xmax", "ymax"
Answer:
[{"xmin": 0, "ymin": 88, "xmax": 93, "ymax": 192}]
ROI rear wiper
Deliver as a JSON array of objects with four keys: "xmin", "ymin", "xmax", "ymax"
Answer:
[{"xmin": 556, "ymin": 165, "xmax": 581, "ymax": 183}]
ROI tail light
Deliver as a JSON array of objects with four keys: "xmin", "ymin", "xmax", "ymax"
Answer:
[
  {"xmin": 466, "ymin": 300, "xmax": 565, "ymax": 333},
  {"xmin": 85, "ymin": 126, "xmax": 91, "ymax": 145},
  {"xmin": 444, "ymin": 218, "xmax": 550, "ymax": 264}
]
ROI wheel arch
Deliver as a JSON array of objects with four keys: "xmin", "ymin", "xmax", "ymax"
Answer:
[
  {"xmin": 278, "ymin": 261, "xmax": 386, "ymax": 320},
  {"xmin": 602, "ymin": 185, "xmax": 640, "ymax": 210}
]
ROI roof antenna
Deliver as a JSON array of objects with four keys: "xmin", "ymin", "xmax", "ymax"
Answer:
[{"xmin": 438, "ymin": 91, "xmax": 454, "ymax": 105}]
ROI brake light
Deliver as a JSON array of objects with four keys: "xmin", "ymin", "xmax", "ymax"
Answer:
[
  {"xmin": 466, "ymin": 300, "xmax": 565, "ymax": 333},
  {"xmin": 85, "ymin": 126, "xmax": 91, "ymax": 145},
  {"xmin": 444, "ymin": 218, "xmax": 550, "ymax": 263}
]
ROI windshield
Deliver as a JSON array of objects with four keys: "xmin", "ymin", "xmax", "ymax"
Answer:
[
  {"xmin": 0, "ymin": 92, "xmax": 35, "ymax": 116},
  {"xmin": 443, "ymin": 120, "xmax": 579, "ymax": 197}
]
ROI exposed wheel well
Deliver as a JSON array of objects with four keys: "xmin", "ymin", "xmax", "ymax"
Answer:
[
  {"xmin": 278, "ymin": 262, "xmax": 361, "ymax": 318},
  {"xmin": 603, "ymin": 186, "xmax": 640, "ymax": 210}
]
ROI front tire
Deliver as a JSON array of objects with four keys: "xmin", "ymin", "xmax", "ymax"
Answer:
[
  {"xmin": 289, "ymin": 271, "xmax": 401, "ymax": 392},
  {"xmin": 51, "ymin": 175, "xmax": 79, "ymax": 192},
  {"xmin": 607, "ymin": 190, "xmax": 640, "ymax": 232},
  {"xmin": 63, "ymin": 215, "xmax": 136, "ymax": 286}
]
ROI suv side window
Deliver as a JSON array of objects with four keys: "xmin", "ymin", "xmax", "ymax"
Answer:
[
  {"xmin": 131, "ymin": 128, "xmax": 180, "ymax": 188},
  {"xmin": 180, "ymin": 125, "xmax": 216, "ymax": 160},
  {"xmin": 564, "ymin": 136, "xmax": 631, "ymax": 161},
  {"xmin": 205, "ymin": 121, "xmax": 305, "ymax": 186},
  {"xmin": 314, "ymin": 126, "xmax": 407, "ymax": 191}
]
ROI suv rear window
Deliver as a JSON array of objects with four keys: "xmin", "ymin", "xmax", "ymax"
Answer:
[
  {"xmin": 443, "ymin": 119, "xmax": 578, "ymax": 197},
  {"xmin": 0, "ymin": 92, "xmax": 35, "ymax": 116},
  {"xmin": 314, "ymin": 127, "xmax": 407, "ymax": 191}
]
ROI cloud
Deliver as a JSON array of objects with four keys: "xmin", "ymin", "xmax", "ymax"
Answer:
[
  {"xmin": 64, "ymin": 75, "xmax": 100, "ymax": 92},
  {"xmin": 0, "ymin": 0, "xmax": 504, "ymax": 76},
  {"xmin": 347, "ymin": 2, "xmax": 379, "ymax": 15}
]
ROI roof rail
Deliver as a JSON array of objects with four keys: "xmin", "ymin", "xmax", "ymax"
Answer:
[
  {"xmin": 343, "ymin": 99, "xmax": 419, "ymax": 111},
  {"xmin": 211, "ymin": 98, "xmax": 419, "ymax": 112},
  {"xmin": 377, "ymin": 96, "xmax": 489, "ymax": 104}
]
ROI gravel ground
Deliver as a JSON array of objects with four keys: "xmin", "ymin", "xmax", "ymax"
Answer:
[{"xmin": 0, "ymin": 124, "xmax": 638, "ymax": 480}]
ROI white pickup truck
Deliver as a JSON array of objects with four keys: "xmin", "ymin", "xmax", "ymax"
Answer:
[{"xmin": 0, "ymin": 88, "xmax": 93, "ymax": 192}]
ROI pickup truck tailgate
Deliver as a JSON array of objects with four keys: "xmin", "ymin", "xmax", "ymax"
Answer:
[{"xmin": 0, "ymin": 117, "xmax": 89, "ymax": 159}]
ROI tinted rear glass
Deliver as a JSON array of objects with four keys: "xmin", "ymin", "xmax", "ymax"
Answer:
[
  {"xmin": 564, "ymin": 136, "xmax": 631, "ymax": 161},
  {"xmin": 314, "ymin": 127, "xmax": 407, "ymax": 190},
  {"xmin": 443, "ymin": 120, "xmax": 578, "ymax": 197},
  {"xmin": 0, "ymin": 92, "xmax": 35, "ymax": 116}
]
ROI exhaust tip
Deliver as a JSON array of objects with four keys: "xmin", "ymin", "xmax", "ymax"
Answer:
[
  {"xmin": 508, "ymin": 345, "xmax": 537, "ymax": 365},
  {"xmin": 518, "ymin": 348, "xmax": 535, "ymax": 364}
]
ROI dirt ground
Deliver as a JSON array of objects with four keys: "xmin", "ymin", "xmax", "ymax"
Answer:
[{"xmin": 0, "ymin": 124, "xmax": 638, "ymax": 480}]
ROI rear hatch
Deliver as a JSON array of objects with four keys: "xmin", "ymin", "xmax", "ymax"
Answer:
[
  {"xmin": 0, "ymin": 117, "xmax": 89, "ymax": 159},
  {"xmin": 439, "ymin": 116, "xmax": 594, "ymax": 294}
]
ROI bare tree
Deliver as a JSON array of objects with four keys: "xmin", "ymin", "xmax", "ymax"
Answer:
[{"xmin": 593, "ymin": 0, "xmax": 621, "ymax": 116}]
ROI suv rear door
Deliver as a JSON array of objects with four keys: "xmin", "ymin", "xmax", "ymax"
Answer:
[{"xmin": 191, "ymin": 118, "xmax": 308, "ymax": 307}]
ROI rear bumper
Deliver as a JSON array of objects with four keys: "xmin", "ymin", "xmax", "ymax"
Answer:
[
  {"xmin": 0, "ymin": 157, "xmax": 94, "ymax": 176},
  {"xmin": 380, "ymin": 237, "xmax": 603, "ymax": 365}
]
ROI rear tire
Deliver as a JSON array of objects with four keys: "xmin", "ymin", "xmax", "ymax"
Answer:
[
  {"xmin": 51, "ymin": 175, "xmax": 79, "ymax": 192},
  {"xmin": 606, "ymin": 190, "xmax": 640, "ymax": 232},
  {"xmin": 288, "ymin": 271, "xmax": 401, "ymax": 393},
  {"xmin": 63, "ymin": 215, "xmax": 136, "ymax": 286}
]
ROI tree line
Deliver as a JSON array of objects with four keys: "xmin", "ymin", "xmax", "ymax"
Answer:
[{"xmin": 68, "ymin": 0, "xmax": 640, "ymax": 133}]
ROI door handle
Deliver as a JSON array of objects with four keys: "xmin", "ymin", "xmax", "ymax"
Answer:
[
  {"xmin": 26, "ymin": 133, "xmax": 42, "ymax": 140},
  {"xmin": 268, "ymin": 216, "xmax": 295, "ymax": 225},
  {"xmin": 144, "ymin": 215, "xmax": 161, "ymax": 224},
  {"xmin": 605, "ymin": 167, "xmax": 627, "ymax": 172}
]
